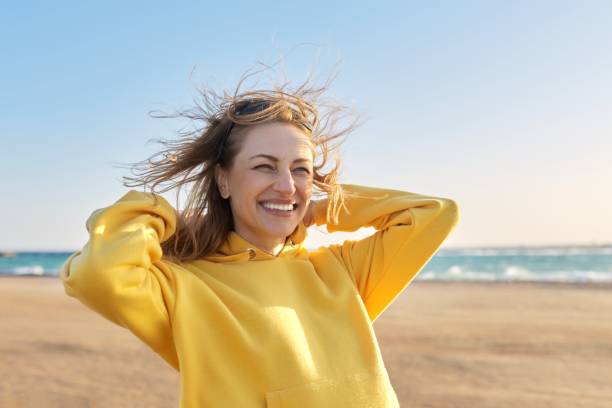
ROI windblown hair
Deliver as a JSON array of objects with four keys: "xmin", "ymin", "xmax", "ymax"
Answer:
[{"xmin": 117, "ymin": 65, "xmax": 363, "ymax": 263}]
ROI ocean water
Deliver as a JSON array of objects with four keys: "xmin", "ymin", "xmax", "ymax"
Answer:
[{"xmin": 1, "ymin": 245, "xmax": 611, "ymax": 283}]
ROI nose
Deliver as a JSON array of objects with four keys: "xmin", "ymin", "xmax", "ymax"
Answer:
[{"xmin": 273, "ymin": 168, "xmax": 296, "ymax": 195}]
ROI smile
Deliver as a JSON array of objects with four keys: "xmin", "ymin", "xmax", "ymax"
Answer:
[{"xmin": 258, "ymin": 202, "xmax": 298, "ymax": 217}]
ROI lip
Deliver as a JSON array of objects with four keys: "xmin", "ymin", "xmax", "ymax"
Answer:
[
  {"xmin": 258, "ymin": 200, "xmax": 299, "ymax": 211},
  {"xmin": 258, "ymin": 202, "xmax": 297, "ymax": 217},
  {"xmin": 259, "ymin": 199, "xmax": 297, "ymax": 205}
]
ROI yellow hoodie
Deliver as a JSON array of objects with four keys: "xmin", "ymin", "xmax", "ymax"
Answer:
[{"xmin": 60, "ymin": 184, "xmax": 459, "ymax": 407}]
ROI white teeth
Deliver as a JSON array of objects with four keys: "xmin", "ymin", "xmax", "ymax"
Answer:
[{"xmin": 261, "ymin": 202, "xmax": 294, "ymax": 211}]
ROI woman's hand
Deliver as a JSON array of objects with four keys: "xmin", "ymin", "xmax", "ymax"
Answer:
[{"xmin": 302, "ymin": 200, "xmax": 318, "ymax": 228}]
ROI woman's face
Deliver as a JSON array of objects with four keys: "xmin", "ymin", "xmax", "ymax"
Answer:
[{"xmin": 215, "ymin": 121, "xmax": 314, "ymax": 252}]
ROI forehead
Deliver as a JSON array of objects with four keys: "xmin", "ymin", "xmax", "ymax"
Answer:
[{"xmin": 237, "ymin": 122, "xmax": 314, "ymax": 162}]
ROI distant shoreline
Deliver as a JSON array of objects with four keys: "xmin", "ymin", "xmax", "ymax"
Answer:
[
  {"xmin": 444, "ymin": 243, "xmax": 612, "ymax": 250},
  {"xmin": 4, "ymin": 274, "xmax": 612, "ymax": 290},
  {"xmin": 2, "ymin": 242, "xmax": 612, "ymax": 253}
]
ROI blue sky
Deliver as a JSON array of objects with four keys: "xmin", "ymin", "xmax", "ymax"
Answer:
[{"xmin": 2, "ymin": 1, "xmax": 611, "ymax": 251}]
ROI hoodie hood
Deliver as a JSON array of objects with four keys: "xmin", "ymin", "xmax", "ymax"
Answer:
[{"xmin": 201, "ymin": 221, "xmax": 309, "ymax": 263}]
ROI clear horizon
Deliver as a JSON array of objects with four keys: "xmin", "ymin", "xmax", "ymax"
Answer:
[{"xmin": 3, "ymin": 241, "xmax": 611, "ymax": 254}]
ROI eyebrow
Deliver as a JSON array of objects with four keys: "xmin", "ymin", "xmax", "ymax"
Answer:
[{"xmin": 249, "ymin": 154, "xmax": 312, "ymax": 164}]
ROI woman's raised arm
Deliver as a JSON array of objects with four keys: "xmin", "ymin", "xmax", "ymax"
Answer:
[
  {"xmin": 312, "ymin": 184, "xmax": 460, "ymax": 323},
  {"xmin": 60, "ymin": 190, "xmax": 180, "ymax": 370}
]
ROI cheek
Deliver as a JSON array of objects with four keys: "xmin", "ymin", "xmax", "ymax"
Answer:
[
  {"xmin": 236, "ymin": 173, "xmax": 263, "ymax": 196},
  {"xmin": 298, "ymin": 184, "xmax": 313, "ymax": 213},
  {"xmin": 302, "ymin": 180, "xmax": 313, "ymax": 198}
]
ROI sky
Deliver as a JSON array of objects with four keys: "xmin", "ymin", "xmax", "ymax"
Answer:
[{"xmin": 1, "ymin": 1, "xmax": 611, "ymax": 251}]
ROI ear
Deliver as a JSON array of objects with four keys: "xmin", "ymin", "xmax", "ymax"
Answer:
[{"xmin": 215, "ymin": 164, "xmax": 230, "ymax": 199}]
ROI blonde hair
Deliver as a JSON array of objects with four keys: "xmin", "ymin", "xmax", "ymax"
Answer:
[{"xmin": 117, "ymin": 66, "xmax": 363, "ymax": 263}]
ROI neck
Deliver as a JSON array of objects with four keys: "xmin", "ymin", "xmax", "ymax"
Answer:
[{"xmin": 234, "ymin": 230, "xmax": 287, "ymax": 256}]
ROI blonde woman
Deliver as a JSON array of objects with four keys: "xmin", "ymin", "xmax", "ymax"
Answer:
[{"xmin": 60, "ymin": 72, "xmax": 460, "ymax": 407}]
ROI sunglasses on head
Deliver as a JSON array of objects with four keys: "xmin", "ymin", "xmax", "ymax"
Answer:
[
  {"xmin": 229, "ymin": 99, "xmax": 312, "ymax": 131},
  {"xmin": 217, "ymin": 99, "xmax": 312, "ymax": 162}
]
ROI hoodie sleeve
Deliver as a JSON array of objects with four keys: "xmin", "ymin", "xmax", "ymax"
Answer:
[
  {"xmin": 59, "ymin": 190, "xmax": 180, "ymax": 371},
  {"xmin": 313, "ymin": 184, "xmax": 460, "ymax": 322}
]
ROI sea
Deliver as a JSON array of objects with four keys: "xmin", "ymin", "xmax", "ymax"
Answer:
[{"xmin": 1, "ymin": 245, "xmax": 611, "ymax": 283}]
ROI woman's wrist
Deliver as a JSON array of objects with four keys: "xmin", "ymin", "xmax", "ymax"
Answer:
[
  {"xmin": 302, "ymin": 199, "xmax": 327, "ymax": 228},
  {"xmin": 312, "ymin": 198, "xmax": 330, "ymax": 226}
]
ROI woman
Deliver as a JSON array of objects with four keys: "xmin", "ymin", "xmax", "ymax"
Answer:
[{"xmin": 60, "ymin": 75, "xmax": 460, "ymax": 407}]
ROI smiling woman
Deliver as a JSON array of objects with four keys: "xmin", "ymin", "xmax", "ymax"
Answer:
[
  {"xmin": 214, "ymin": 122, "xmax": 315, "ymax": 256},
  {"xmin": 59, "ymin": 66, "xmax": 460, "ymax": 407},
  {"xmin": 115, "ymin": 71, "xmax": 355, "ymax": 264}
]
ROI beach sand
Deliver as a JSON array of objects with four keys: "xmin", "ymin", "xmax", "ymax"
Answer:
[{"xmin": 1, "ymin": 276, "xmax": 611, "ymax": 407}]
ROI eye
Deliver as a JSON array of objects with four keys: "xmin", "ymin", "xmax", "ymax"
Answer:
[
  {"xmin": 294, "ymin": 167, "xmax": 311, "ymax": 174},
  {"xmin": 254, "ymin": 164, "xmax": 274, "ymax": 170}
]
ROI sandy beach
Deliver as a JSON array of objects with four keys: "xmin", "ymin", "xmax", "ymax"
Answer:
[{"xmin": 1, "ymin": 276, "xmax": 611, "ymax": 407}]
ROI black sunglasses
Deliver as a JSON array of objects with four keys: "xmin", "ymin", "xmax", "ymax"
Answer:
[{"xmin": 216, "ymin": 99, "xmax": 312, "ymax": 163}]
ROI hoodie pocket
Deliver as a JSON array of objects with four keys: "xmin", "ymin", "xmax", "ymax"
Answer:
[{"xmin": 264, "ymin": 371, "xmax": 399, "ymax": 408}]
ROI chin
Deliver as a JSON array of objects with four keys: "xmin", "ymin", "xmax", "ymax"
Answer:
[{"xmin": 263, "ymin": 223, "xmax": 298, "ymax": 239}]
